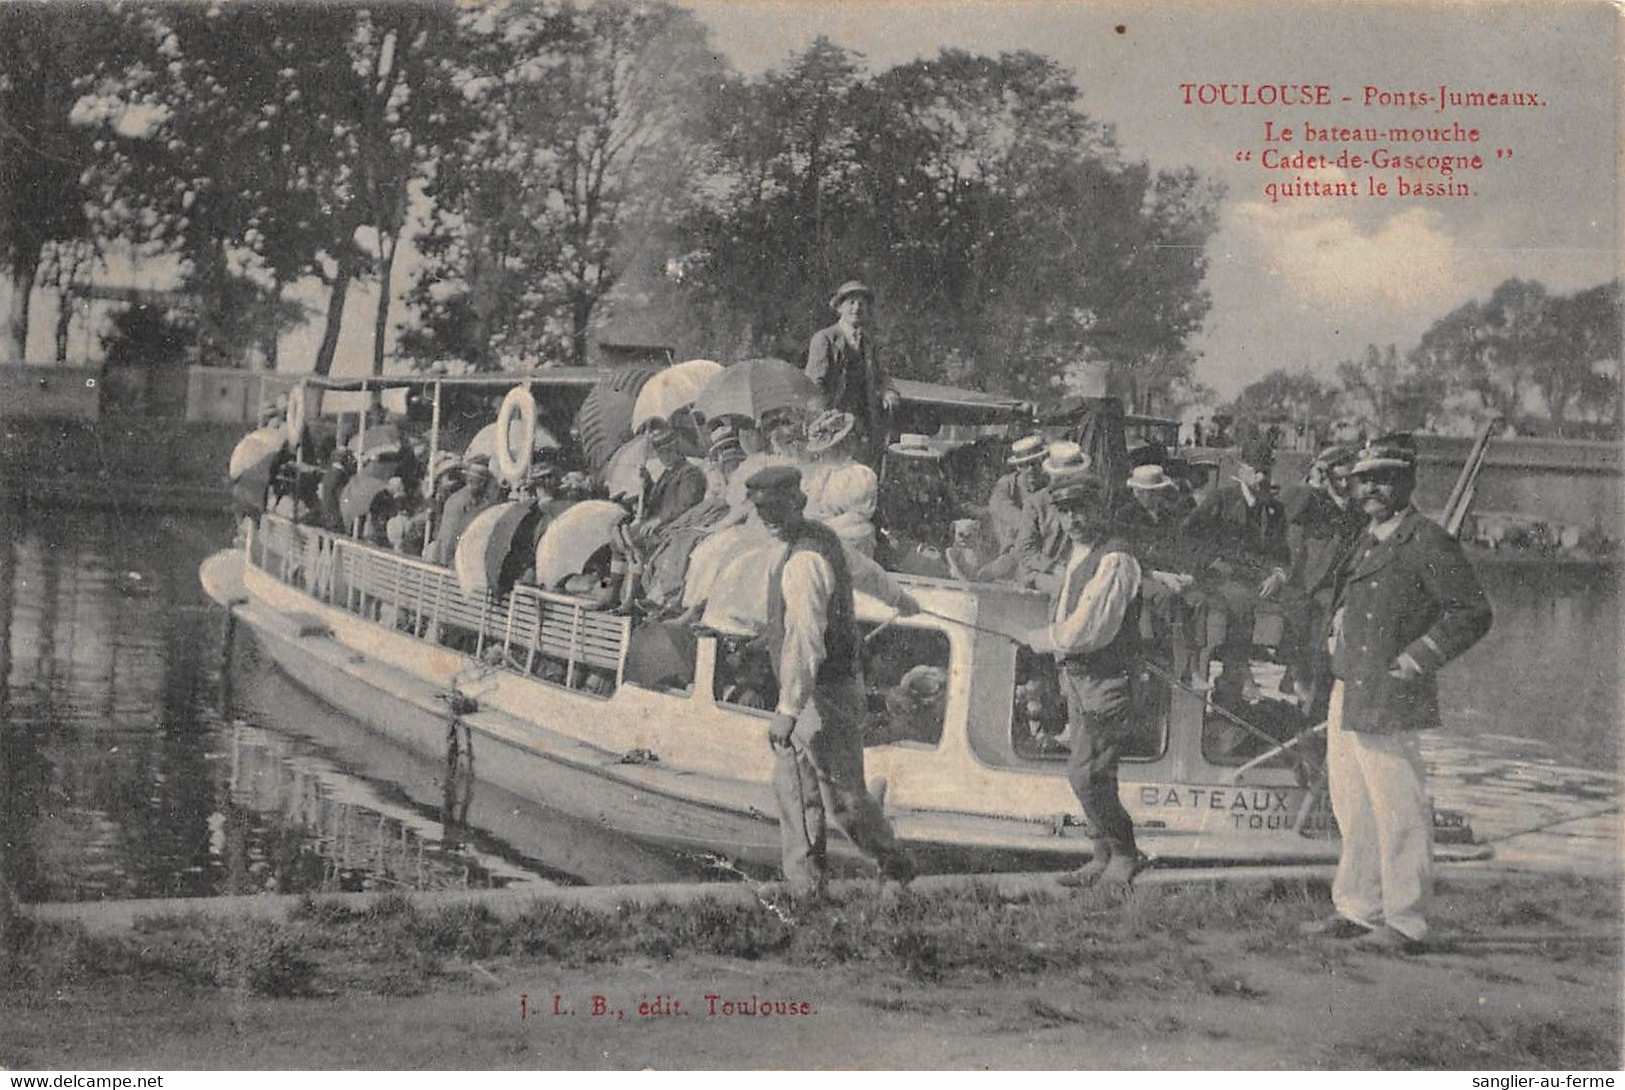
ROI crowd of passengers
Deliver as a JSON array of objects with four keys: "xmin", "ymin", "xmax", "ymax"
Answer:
[{"xmin": 247, "ymin": 388, "xmax": 1356, "ymax": 747}]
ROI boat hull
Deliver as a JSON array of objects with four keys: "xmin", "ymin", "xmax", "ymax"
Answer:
[{"xmin": 202, "ymin": 545, "xmax": 1488, "ymax": 875}]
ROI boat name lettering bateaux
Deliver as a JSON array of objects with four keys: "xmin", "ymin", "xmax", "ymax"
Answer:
[{"xmin": 1139, "ymin": 786, "xmax": 1297, "ymax": 829}]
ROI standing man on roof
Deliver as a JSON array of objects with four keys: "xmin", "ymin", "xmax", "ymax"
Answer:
[
  {"xmin": 1014, "ymin": 472, "xmax": 1147, "ymax": 891},
  {"xmin": 748, "ymin": 464, "xmax": 918, "ymax": 894},
  {"xmin": 806, "ymin": 280, "xmax": 900, "ymax": 468},
  {"xmin": 1302, "ymin": 435, "xmax": 1492, "ymax": 953}
]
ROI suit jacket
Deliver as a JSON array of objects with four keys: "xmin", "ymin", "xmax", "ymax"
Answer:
[
  {"xmin": 1281, "ymin": 484, "xmax": 1363, "ymax": 604},
  {"xmin": 644, "ymin": 460, "xmax": 707, "ymax": 526},
  {"xmin": 806, "ymin": 323, "xmax": 895, "ymax": 464},
  {"xmin": 1331, "ymin": 508, "xmax": 1492, "ymax": 734},
  {"xmin": 987, "ymin": 471, "xmax": 1031, "ymax": 552},
  {"xmin": 1180, "ymin": 481, "xmax": 1288, "ymax": 581}
]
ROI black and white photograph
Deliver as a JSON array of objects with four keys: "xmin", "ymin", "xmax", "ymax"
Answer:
[{"xmin": 0, "ymin": 0, "xmax": 1619, "ymax": 1072}]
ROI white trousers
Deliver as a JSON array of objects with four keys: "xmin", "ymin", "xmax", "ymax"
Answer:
[{"xmin": 1326, "ymin": 681, "xmax": 1433, "ymax": 940}]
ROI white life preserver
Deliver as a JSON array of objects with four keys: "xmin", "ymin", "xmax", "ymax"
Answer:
[
  {"xmin": 494, "ymin": 384, "xmax": 536, "ymax": 487},
  {"xmin": 284, "ymin": 385, "xmax": 307, "ymax": 445}
]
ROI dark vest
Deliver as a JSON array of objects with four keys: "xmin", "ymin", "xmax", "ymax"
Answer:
[
  {"xmin": 774, "ymin": 518, "xmax": 860, "ymax": 684},
  {"xmin": 1058, "ymin": 535, "xmax": 1142, "ymax": 682}
]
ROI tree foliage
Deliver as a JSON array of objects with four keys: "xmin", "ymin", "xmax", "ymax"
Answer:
[
  {"xmin": 678, "ymin": 42, "xmax": 1221, "ymax": 408},
  {"xmin": 406, "ymin": 0, "xmax": 721, "ymax": 369}
]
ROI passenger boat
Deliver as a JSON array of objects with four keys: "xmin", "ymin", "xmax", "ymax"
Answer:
[{"xmin": 202, "ymin": 372, "xmax": 1490, "ymax": 876}]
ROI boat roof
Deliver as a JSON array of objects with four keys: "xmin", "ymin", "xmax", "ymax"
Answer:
[{"xmin": 289, "ymin": 368, "xmax": 1034, "ymax": 424}]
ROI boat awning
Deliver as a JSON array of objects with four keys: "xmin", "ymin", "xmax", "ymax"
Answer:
[{"xmin": 893, "ymin": 378, "xmax": 1033, "ymax": 428}]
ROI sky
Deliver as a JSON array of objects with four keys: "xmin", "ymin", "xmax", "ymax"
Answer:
[
  {"xmin": 678, "ymin": 0, "xmax": 1622, "ymax": 398},
  {"xmin": 18, "ymin": 0, "xmax": 1621, "ymax": 404}
]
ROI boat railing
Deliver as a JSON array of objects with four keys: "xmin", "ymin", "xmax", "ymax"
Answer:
[{"xmin": 251, "ymin": 514, "xmax": 631, "ymax": 694}]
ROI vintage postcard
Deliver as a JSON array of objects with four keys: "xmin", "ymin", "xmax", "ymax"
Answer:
[{"xmin": 0, "ymin": 0, "xmax": 1618, "ymax": 1074}]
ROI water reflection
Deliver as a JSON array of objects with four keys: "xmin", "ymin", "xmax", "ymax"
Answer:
[
  {"xmin": 0, "ymin": 503, "xmax": 1616, "ymax": 903},
  {"xmin": 0, "ymin": 504, "xmax": 712, "ymax": 904}
]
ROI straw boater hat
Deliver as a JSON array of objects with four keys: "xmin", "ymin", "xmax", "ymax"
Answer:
[
  {"xmin": 805, "ymin": 410, "xmax": 857, "ymax": 455},
  {"xmin": 647, "ymin": 421, "xmax": 680, "ymax": 451},
  {"xmin": 1040, "ymin": 440, "xmax": 1092, "ymax": 480},
  {"xmin": 1350, "ymin": 433, "xmax": 1417, "ymax": 475},
  {"xmin": 1314, "ymin": 443, "xmax": 1358, "ymax": 469},
  {"xmin": 708, "ymin": 422, "xmax": 744, "ymax": 461},
  {"xmin": 829, "ymin": 280, "xmax": 874, "ymax": 309},
  {"xmin": 1127, "ymin": 464, "xmax": 1178, "ymax": 492},
  {"xmin": 1007, "ymin": 435, "xmax": 1046, "ymax": 467}
]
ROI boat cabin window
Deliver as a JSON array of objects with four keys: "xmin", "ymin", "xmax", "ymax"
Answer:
[
  {"xmin": 860, "ymin": 625, "xmax": 950, "ymax": 748},
  {"xmin": 1010, "ymin": 646, "xmax": 1167, "ymax": 762},
  {"xmin": 710, "ymin": 621, "xmax": 952, "ymax": 749},
  {"xmin": 1197, "ymin": 619, "xmax": 1322, "ymax": 769}
]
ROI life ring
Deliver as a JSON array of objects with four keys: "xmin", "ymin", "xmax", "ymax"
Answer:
[
  {"xmin": 494, "ymin": 385, "xmax": 536, "ymax": 486},
  {"xmin": 284, "ymin": 385, "xmax": 307, "ymax": 445}
]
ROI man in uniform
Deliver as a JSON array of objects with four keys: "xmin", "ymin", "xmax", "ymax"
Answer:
[
  {"xmin": 749, "ymin": 465, "xmax": 918, "ymax": 893},
  {"xmin": 805, "ymin": 280, "xmax": 900, "ymax": 467},
  {"xmin": 1302, "ymin": 435, "xmax": 1492, "ymax": 952},
  {"xmin": 1015, "ymin": 473, "xmax": 1146, "ymax": 890},
  {"xmin": 632, "ymin": 421, "xmax": 708, "ymax": 546}
]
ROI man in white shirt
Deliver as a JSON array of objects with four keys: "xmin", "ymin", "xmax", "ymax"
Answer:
[
  {"xmin": 749, "ymin": 464, "xmax": 919, "ymax": 894},
  {"xmin": 1018, "ymin": 473, "xmax": 1147, "ymax": 890}
]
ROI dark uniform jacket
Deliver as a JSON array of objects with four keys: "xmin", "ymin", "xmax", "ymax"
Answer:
[
  {"xmin": 1331, "ymin": 508, "xmax": 1492, "ymax": 734},
  {"xmin": 806, "ymin": 323, "xmax": 895, "ymax": 465}
]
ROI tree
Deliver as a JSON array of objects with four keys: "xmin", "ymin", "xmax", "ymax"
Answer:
[
  {"xmin": 1227, "ymin": 369, "xmax": 1339, "ymax": 427},
  {"xmin": 0, "ymin": 5, "xmax": 130, "ymax": 360},
  {"xmin": 678, "ymin": 46, "xmax": 1221, "ymax": 405},
  {"xmin": 1335, "ymin": 343, "xmax": 1444, "ymax": 431},
  {"xmin": 408, "ymin": 0, "xmax": 721, "ymax": 368}
]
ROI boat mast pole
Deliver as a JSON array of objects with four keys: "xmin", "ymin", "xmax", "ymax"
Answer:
[
  {"xmin": 294, "ymin": 379, "xmax": 307, "ymax": 521},
  {"xmin": 426, "ymin": 379, "xmax": 442, "ymax": 545},
  {"xmin": 358, "ymin": 378, "xmax": 369, "ymax": 454}
]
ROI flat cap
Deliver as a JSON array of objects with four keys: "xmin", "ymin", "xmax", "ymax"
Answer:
[
  {"xmin": 829, "ymin": 280, "xmax": 874, "ymax": 308},
  {"xmin": 744, "ymin": 464, "xmax": 804, "ymax": 494}
]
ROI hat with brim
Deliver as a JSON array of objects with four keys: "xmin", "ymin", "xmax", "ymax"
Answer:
[
  {"xmin": 648, "ymin": 424, "xmax": 681, "ymax": 451},
  {"xmin": 1040, "ymin": 440, "xmax": 1092, "ymax": 479},
  {"xmin": 1127, "ymin": 464, "xmax": 1178, "ymax": 492},
  {"xmin": 829, "ymin": 280, "xmax": 874, "ymax": 309},
  {"xmin": 805, "ymin": 410, "xmax": 857, "ymax": 454},
  {"xmin": 1007, "ymin": 435, "xmax": 1046, "ymax": 467},
  {"xmin": 1315, "ymin": 444, "xmax": 1358, "ymax": 469},
  {"xmin": 1350, "ymin": 434, "xmax": 1417, "ymax": 475}
]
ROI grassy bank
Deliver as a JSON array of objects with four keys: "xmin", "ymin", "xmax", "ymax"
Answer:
[{"xmin": 3, "ymin": 873, "xmax": 1619, "ymax": 1069}]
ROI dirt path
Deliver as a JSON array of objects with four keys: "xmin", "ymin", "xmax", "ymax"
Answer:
[{"xmin": 5, "ymin": 885, "xmax": 1618, "ymax": 1069}]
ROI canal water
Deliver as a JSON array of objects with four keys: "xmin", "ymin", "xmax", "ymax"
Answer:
[{"xmin": 1, "ymin": 504, "xmax": 1618, "ymax": 903}]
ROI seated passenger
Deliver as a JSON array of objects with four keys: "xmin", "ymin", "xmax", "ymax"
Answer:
[
  {"xmin": 987, "ymin": 436, "xmax": 1048, "ymax": 555},
  {"xmin": 428, "ymin": 456, "xmax": 500, "ymax": 565},
  {"xmin": 982, "ymin": 441, "xmax": 1085, "ymax": 590},
  {"xmin": 802, "ymin": 409, "xmax": 879, "ymax": 556},
  {"xmin": 629, "ymin": 420, "xmax": 707, "ymax": 547}
]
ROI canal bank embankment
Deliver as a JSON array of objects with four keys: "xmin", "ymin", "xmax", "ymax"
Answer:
[
  {"xmin": 0, "ymin": 417, "xmax": 238, "ymax": 511},
  {"xmin": 4, "ymin": 871, "xmax": 1619, "ymax": 1069}
]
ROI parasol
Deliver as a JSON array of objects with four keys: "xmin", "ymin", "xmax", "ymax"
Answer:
[
  {"xmin": 692, "ymin": 358, "xmax": 819, "ymax": 425},
  {"xmin": 453, "ymin": 501, "xmax": 533, "ymax": 597},
  {"xmin": 575, "ymin": 367, "xmax": 661, "ymax": 472},
  {"xmin": 532, "ymin": 500, "xmax": 631, "ymax": 589},
  {"xmin": 339, "ymin": 475, "xmax": 394, "ymax": 527},
  {"xmin": 464, "ymin": 419, "xmax": 561, "ymax": 462},
  {"xmin": 600, "ymin": 432, "xmax": 658, "ymax": 500},
  {"xmin": 229, "ymin": 427, "xmax": 286, "ymax": 480},
  {"xmin": 630, "ymin": 359, "xmax": 723, "ymax": 433}
]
